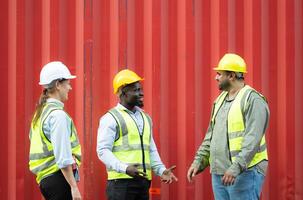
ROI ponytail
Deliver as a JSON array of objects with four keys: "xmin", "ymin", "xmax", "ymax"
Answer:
[
  {"xmin": 32, "ymin": 89, "xmax": 48, "ymax": 126},
  {"xmin": 32, "ymin": 79, "xmax": 64, "ymax": 126}
]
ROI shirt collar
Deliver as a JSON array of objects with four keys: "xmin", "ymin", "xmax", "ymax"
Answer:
[
  {"xmin": 47, "ymin": 98, "xmax": 64, "ymax": 108},
  {"xmin": 116, "ymin": 103, "xmax": 141, "ymax": 113}
]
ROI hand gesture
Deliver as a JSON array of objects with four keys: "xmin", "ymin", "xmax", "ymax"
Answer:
[
  {"xmin": 126, "ymin": 164, "xmax": 147, "ymax": 179},
  {"xmin": 187, "ymin": 165, "xmax": 200, "ymax": 182},
  {"xmin": 161, "ymin": 165, "xmax": 178, "ymax": 184}
]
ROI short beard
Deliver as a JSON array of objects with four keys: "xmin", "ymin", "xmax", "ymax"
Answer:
[
  {"xmin": 127, "ymin": 100, "xmax": 144, "ymax": 108},
  {"xmin": 136, "ymin": 101, "xmax": 144, "ymax": 108},
  {"xmin": 219, "ymin": 80, "xmax": 231, "ymax": 91}
]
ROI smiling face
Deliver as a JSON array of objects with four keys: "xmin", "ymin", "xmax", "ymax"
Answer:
[
  {"xmin": 57, "ymin": 79, "xmax": 72, "ymax": 102},
  {"xmin": 120, "ymin": 81, "xmax": 144, "ymax": 109}
]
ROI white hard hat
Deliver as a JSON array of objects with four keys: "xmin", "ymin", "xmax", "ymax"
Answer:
[{"xmin": 39, "ymin": 61, "xmax": 76, "ymax": 85}]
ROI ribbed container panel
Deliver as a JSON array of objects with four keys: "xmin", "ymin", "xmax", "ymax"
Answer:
[{"xmin": 0, "ymin": 0, "xmax": 302, "ymax": 199}]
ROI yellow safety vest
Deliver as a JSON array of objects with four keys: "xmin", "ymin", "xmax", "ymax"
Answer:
[
  {"xmin": 29, "ymin": 102, "xmax": 81, "ymax": 184},
  {"xmin": 107, "ymin": 107, "xmax": 152, "ymax": 180},
  {"xmin": 211, "ymin": 85, "xmax": 268, "ymax": 168}
]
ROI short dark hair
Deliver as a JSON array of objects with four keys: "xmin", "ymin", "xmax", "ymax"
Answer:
[{"xmin": 225, "ymin": 71, "xmax": 244, "ymax": 80}]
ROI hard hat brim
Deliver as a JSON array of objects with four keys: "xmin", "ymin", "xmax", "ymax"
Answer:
[
  {"xmin": 38, "ymin": 75, "xmax": 77, "ymax": 85},
  {"xmin": 213, "ymin": 67, "xmax": 247, "ymax": 73},
  {"xmin": 113, "ymin": 78, "xmax": 144, "ymax": 94},
  {"xmin": 67, "ymin": 75, "xmax": 77, "ymax": 79}
]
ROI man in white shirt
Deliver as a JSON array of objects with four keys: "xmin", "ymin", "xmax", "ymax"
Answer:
[{"xmin": 97, "ymin": 69, "xmax": 177, "ymax": 200}]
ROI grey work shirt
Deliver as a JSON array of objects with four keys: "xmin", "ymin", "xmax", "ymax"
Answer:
[{"xmin": 192, "ymin": 91, "xmax": 269, "ymax": 177}]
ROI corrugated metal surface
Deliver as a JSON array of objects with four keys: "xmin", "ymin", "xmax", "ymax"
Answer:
[{"xmin": 0, "ymin": 0, "xmax": 302, "ymax": 199}]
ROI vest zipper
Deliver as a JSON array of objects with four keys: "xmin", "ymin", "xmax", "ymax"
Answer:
[
  {"xmin": 213, "ymin": 95, "xmax": 233, "ymax": 162},
  {"xmin": 226, "ymin": 100, "xmax": 234, "ymax": 162},
  {"xmin": 140, "ymin": 134, "xmax": 146, "ymax": 173},
  {"xmin": 226, "ymin": 121, "xmax": 232, "ymax": 162},
  {"xmin": 127, "ymin": 111, "xmax": 146, "ymax": 173},
  {"xmin": 139, "ymin": 112, "xmax": 146, "ymax": 173}
]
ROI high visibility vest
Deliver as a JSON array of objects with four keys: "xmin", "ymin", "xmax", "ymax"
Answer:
[
  {"xmin": 211, "ymin": 85, "xmax": 268, "ymax": 168},
  {"xmin": 107, "ymin": 107, "xmax": 152, "ymax": 180},
  {"xmin": 29, "ymin": 102, "xmax": 81, "ymax": 184}
]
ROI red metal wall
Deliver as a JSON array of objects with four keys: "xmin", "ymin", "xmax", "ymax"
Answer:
[{"xmin": 0, "ymin": 0, "xmax": 302, "ymax": 199}]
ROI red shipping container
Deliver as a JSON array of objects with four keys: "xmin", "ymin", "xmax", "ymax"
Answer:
[{"xmin": 0, "ymin": 0, "xmax": 302, "ymax": 199}]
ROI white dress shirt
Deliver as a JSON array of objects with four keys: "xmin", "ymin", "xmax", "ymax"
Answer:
[{"xmin": 96, "ymin": 103, "xmax": 166, "ymax": 176}]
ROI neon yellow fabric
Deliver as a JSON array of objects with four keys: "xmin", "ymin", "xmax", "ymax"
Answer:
[
  {"xmin": 29, "ymin": 102, "xmax": 81, "ymax": 184},
  {"xmin": 107, "ymin": 107, "xmax": 152, "ymax": 180},
  {"xmin": 211, "ymin": 85, "xmax": 267, "ymax": 168}
]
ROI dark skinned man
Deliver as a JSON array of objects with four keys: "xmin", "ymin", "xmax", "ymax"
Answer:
[{"xmin": 97, "ymin": 69, "xmax": 178, "ymax": 200}]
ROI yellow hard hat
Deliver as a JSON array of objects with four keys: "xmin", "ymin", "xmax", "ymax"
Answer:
[
  {"xmin": 213, "ymin": 53, "xmax": 247, "ymax": 73},
  {"xmin": 113, "ymin": 69, "xmax": 144, "ymax": 94}
]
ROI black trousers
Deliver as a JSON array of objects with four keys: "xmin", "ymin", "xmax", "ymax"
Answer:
[
  {"xmin": 106, "ymin": 178, "xmax": 151, "ymax": 200},
  {"xmin": 39, "ymin": 171, "xmax": 72, "ymax": 200}
]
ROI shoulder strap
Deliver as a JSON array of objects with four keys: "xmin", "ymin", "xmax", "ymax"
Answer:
[{"xmin": 108, "ymin": 108, "xmax": 128, "ymax": 141}]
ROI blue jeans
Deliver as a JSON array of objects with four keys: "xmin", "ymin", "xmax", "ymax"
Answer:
[{"xmin": 211, "ymin": 167, "xmax": 265, "ymax": 200}]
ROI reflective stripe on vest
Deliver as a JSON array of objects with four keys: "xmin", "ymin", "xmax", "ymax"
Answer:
[
  {"xmin": 29, "ymin": 102, "xmax": 81, "ymax": 184},
  {"xmin": 107, "ymin": 108, "xmax": 152, "ymax": 180},
  {"xmin": 211, "ymin": 85, "xmax": 268, "ymax": 168}
]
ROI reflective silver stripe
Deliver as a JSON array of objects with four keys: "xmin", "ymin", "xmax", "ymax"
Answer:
[
  {"xmin": 71, "ymin": 141, "xmax": 79, "ymax": 148},
  {"xmin": 30, "ymin": 145, "xmax": 80, "ymax": 160},
  {"xmin": 145, "ymin": 114, "xmax": 152, "ymax": 127},
  {"xmin": 211, "ymin": 92, "xmax": 228, "ymax": 125},
  {"xmin": 40, "ymin": 105, "xmax": 54, "ymax": 120},
  {"xmin": 230, "ymin": 150, "xmax": 241, "ymax": 157},
  {"xmin": 30, "ymin": 104, "xmax": 71, "ymax": 162},
  {"xmin": 228, "ymin": 131, "xmax": 244, "ymax": 139},
  {"xmin": 258, "ymin": 143, "xmax": 267, "ymax": 152},
  {"xmin": 32, "ymin": 130, "xmax": 52, "ymax": 160},
  {"xmin": 109, "ymin": 109, "xmax": 129, "ymax": 147},
  {"xmin": 230, "ymin": 143, "xmax": 267, "ymax": 157},
  {"xmin": 242, "ymin": 88, "xmax": 266, "ymax": 114},
  {"xmin": 112, "ymin": 144, "xmax": 150, "ymax": 152},
  {"xmin": 40, "ymin": 104, "xmax": 62, "ymax": 123},
  {"xmin": 74, "ymin": 154, "xmax": 82, "ymax": 161},
  {"xmin": 42, "ymin": 140, "xmax": 50, "ymax": 155},
  {"xmin": 40, "ymin": 105, "xmax": 61, "ymax": 154},
  {"xmin": 109, "ymin": 109, "xmax": 128, "ymax": 137},
  {"xmin": 241, "ymin": 89, "xmax": 252, "ymax": 114},
  {"xmin": 31, "ymin": 159, "xmax": 57, "ymax": 174},
  {"xmin": 107, "ymin": 163, "xmax": 151, "ymax": 172},
  {"xmin": 29, "ymin": 105, "xmax": 57, "ymax": 162},
  {"xmin": 143, "ymin": 113, "xmax": 152, "ymax": 141},
  {"xmin": 30, "ymin": 151, "xmax": 54, "ymax": 160},
  {"xmin": 145, "ymin": 114, "xmax": 152, "ymax": 130}
]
